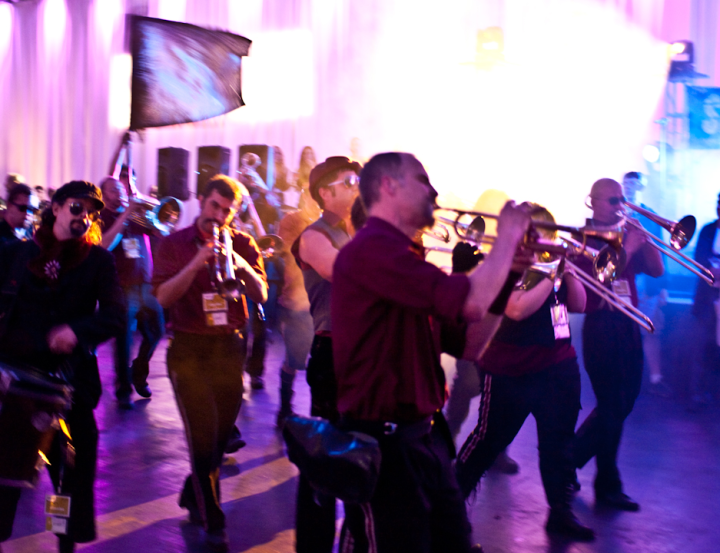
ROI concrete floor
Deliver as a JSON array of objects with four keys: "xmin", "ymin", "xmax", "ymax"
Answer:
[{"xmin": 2, "ymin": 313, "xmax": 720, "ymax": 553}]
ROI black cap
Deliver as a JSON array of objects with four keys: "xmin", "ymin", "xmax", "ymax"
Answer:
[{"xmin": 52, "ymin": 180, "xmax": 104, "ymax": 211}]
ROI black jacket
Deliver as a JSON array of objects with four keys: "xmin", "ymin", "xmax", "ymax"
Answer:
[
  {"xmin": 692, "ymin": 220, "xmax": 720, "ymax": 320},
  {"xmin": 0, "ymin": 239, "xmax": 126, "ymax": 407}
]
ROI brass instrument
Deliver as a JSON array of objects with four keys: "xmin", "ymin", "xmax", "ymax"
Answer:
[
  {"xmin": 256, "ymin": 234, "xmax": 285, "ymax": 259},
  {"xmin": 213, "ymin": 223, "xmax": 244, "ymax": 301},
  {"xmin": 622, "ymin": 201, "xmax": 714, "ymax": 286},
  {"xmin": 435, "ymin": 205, "xmax": 655, "ymax": 332},
  {"xmin": 128, "ymin": 194, "xmax": 183, "ymax": 237}
]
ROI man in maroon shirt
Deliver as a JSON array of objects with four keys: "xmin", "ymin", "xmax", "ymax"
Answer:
[
  {"xmin": 332, "ymin": 152, "xmax": 531, "ymax": 552},
  {"xmin": 153, "ymin": 175, "xmax": 267, "ymax": 552}
]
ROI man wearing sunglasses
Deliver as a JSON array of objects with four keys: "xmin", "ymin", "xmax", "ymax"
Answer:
[
  {"xmin": 289, "ymin": 155, "xmax": 361, "ymax": 553},
  {"xmin": 0, "ymin": 183, "xmax": 39, "ymax": 243},
  {"xmin": 573, "ymin": 177, "xmax": 664, "ymax": 512},
  {"xmin": 0, "ymin": 180, "xmax": 125, "ymax": 553}
]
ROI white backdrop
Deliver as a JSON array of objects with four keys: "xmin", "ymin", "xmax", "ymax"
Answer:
[{"xmin": 1, "ymin": 0, "xmax": 720, "ymax": 229}]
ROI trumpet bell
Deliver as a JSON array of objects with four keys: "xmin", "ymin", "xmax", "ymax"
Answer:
[
  {"xmin": 256, "ymin": 234, "xmax": 285, "ymax": 259},
  {"xmin": 593, "ymin": 245, "xmax": 627, "ymax": 283},
  {"xmin": 670, "ymin": 215, "xmax": 696, "ymax": 250}
]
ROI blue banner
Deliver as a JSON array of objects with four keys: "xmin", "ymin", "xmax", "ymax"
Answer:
[{"xmin": 688, "ymin": 86, "xmax": 720, "ymax": 149}]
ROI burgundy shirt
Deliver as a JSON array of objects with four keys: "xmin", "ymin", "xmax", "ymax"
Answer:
[
  {"xmin": 332, "ymin": 217, "xmax": 470, "ymax": 423},
  {"xmin": 152, "ymin": 222, "xmax": 266, "ymax": 334}
]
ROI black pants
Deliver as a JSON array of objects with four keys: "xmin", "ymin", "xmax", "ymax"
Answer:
[
  {"xmin": 339, "ymin": 416, "xmax": 473, "ymax": 553},
  {"xmin": 575, "ymin": 311, "xmax": 643, "ymax": 495},
  {"xmin": 295, "ymin": 335, "xmax": 338, "ymax": 553},
  {"xmin": 245, "ymin": 300, "xmax": 267, "ymax": 379},
  {"xmin": 0, "ymin": 400, "xmax": 98, "ymax": 543},
  {"xmin": 455, "ymin": 358, "xmax": 581, "ymax": 510},
  {"xmin": 167, "ymin": 331, "xmax": 245, "ymax": 532}
]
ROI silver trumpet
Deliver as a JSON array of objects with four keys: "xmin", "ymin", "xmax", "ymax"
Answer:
[
  {"xmin": 213, "ymin": 223, "xmax": 244, "ymax": 301},
  {"xmin": 128, "ymin": 194, "xmax": 183, "ymax": 237}
]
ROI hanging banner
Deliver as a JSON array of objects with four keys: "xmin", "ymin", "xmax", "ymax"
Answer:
[
  {"xmin": 128, "ymin": 16, "xmax": 251, "ymax": 130},
  {"xmin": 688, "ymin": 86, "xmax": 720, "ymax": 149}
]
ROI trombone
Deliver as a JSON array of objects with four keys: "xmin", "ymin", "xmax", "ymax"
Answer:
[
  {"xmin": 434, "ymin": 205, "xmax": 655, "ymax": 333},
  {"xmin": 213, "ymin": 223, "xmax": 244, "ymax": 301},
  {"xmin": 622, "ymin": 201, "xmax": 714, "ymax": 286}
]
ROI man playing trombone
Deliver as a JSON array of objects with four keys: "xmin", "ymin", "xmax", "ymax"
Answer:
[
  {"xmin": 573, "ymin": 177, "xmax": 664, "ymax": 511},
  {"xmin": 152, "ymin": 175, "xmax": 267, "ymax": 552},
  {"xmin": 332, "ymin": 152, "xmax": 532, "ymax": 552}
]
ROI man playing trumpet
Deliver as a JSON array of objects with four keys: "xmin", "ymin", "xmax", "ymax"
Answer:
[{"xmin": 152, "ymin": 175, "xmax": 267, "ymax": 552}]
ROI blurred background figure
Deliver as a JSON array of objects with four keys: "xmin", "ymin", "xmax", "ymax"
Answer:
[
  {"xmin": 690, "ymin": 191, "xmax": 720, "ymax": 407},
  {"xmin": 0, "ymin": 182, "xmax": 38, "ymax": 243},
  {"xmin": 283, "ymin": 146, "xmax": 317, "ymax": 210},
  {"xmin": 622, "ymin": 171, "xmax": 670, "ymax": 398}
]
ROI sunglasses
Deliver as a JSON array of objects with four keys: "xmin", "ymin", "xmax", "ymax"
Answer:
[
  {"xmin": 593, "ymin": 195, "xmax": 626, "ymax": 206},
  {"xmin": 68, "ymin": 201, "xmax": 98, "ymax": 219},
  {"xmin": 11, "ymin": 201, "xmax": 38, "ymax": 214},
  {"xmin": 326, "ymin": 175, "xmax": 359, "ymax": 189}
]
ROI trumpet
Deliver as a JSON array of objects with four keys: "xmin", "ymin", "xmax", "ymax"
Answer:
[
  {"xmin": 621, "ymin": 202, "xmax": 714, "ymax": 286},
  {"xmin": 213, "ymin": 223, "xmax": 244, "ymax": 301},
  {"xmin": 128, "ymin": 194, "xmax": 183, "ymax": 236},
  {"xmin": 256, "ymin": 234, "xmax": 285, "ymax": 259}
]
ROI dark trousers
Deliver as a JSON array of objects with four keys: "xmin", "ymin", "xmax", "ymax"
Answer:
[
  {"xmin": 245, "ymin": 300, "xmax": 267, "ymax": 379},
  {"xmin": 0, "ymin": 400, "xmax": 98, "ymax": 543},
  {"xmin": 455, "ymin": 358, "xmax": 581, "ymax": 510},
  {"xmin": 339, "ymin": 417, "xmax": 473, "ymax": 553},
  {"xmin": 575, "ymin": 311, "xmax": 643, "ymax": 495},
  {"xmin": 114, "ymin": 283, "xmax": 164, "ymax": 399},
  {"xmin": 295, "ymin": 335, "xmax": 338, "ymax": 553},
  {"xmin": 167, "ymin": 331, "xmax": 245, "ymax": 532}
]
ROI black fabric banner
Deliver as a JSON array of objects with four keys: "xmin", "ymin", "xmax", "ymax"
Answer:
[{"xmin": 129, "ymin": 16, "xmax": 251, "ymax": 130}]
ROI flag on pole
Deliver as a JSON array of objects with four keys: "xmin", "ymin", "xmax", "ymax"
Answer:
[{"xmin": 129, "ymin": 16, "xmax": 251, "ymax": 130}]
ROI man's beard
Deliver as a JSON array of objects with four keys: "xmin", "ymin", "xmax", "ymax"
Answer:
[{"xmin": 70, "ymin": 220, "xmax": 89, "ymax": 238}]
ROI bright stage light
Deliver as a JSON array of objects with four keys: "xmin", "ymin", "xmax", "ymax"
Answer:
[
  {"xmin": 643, "ymin": 144, "xmax": 660, "ymax": 163},
  {"xmin": 42, "ymin": 0, "xmax": 66, "ymax": 53},
  {"xmin": 0, "ymin": 4, "xmax": 12, "ymax": 59},
  {"xmin": 233, "ymin": 30, "xmax": 314, "ymax": 122},
  {"xmin": 108, "ymin": 54, "xmax": 131, "ymax": 129},
  {"xmin": 670, "ymin": 41, "xmax": 687, "ymax": 55}
]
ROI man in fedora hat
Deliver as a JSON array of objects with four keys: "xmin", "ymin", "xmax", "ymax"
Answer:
[{"xmin": 0, "ymin": 180, "xmax": 125, "ymax": 553}]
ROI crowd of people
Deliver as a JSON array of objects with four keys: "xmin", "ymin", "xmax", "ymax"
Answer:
[{"xmin": 0, "ymin": 145, "xmax": 718, "ymax": 553}]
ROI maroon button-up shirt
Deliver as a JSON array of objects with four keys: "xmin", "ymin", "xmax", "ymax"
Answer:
[
  {"xmin": 152, "ymin": 222, "xmax": 266, "ymax": 334},
  {"xmin": 332, "ymin": 217, "xmax": 471, "ymax": 423}
]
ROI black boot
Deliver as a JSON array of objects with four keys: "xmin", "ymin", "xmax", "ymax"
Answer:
[
  {"xmin": 545, "ymin": 509, "xmax": 596, "ymax": 542},
  {"xmin": 277, "ymin": 368, "xmax": 295, "ymax": 428}
]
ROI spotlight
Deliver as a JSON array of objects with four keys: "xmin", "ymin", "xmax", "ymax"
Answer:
[
  {"xmin": 470, "ymin": 27, "xmax": 504, "ymax": 69},
  {"xmin": 643, "ymin": 144, "xmax": 660, "ymax": 164},
  {"xmin": 668, "ymin": 40, "xmax": 708, "ymax": 82}
]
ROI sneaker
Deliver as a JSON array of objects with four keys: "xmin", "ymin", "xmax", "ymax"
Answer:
[
  {"xmin": 206, "ymin": 529, "xmax": 229, "ymax": 552},
  {"xmin": 545, "ymin": 510, "xmax": 596, "ymax": 542},
  {"xmin": 250, "ymin": 376, "xmax": 265, "ymax": 390}
]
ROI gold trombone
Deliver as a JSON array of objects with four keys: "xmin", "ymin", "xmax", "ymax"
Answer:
[
  {"xmin": 434, "ymin": 206, "xmax": 655, "ymax": 333},
  {"xmin": 622, "ymin": 201, "xmax": 714, "ymax": 286}
]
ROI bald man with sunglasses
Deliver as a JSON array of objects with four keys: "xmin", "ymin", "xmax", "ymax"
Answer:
[{"xmin": 573, "ymin": 177, "xmax": 664, "ymax": 512}]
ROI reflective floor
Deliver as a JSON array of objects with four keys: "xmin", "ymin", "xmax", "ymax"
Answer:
[{"xmin": 3, "ymin": 313, "xmax": 719, "ymax": 553}]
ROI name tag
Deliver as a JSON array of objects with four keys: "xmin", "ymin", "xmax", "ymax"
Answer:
[
  {"xmin": 45, "ymin": 494, "xmax": 71, "ymax": 534},
  {"xmin": 551, "ymin": 303, "xmax": 570, "ymax": 340},
  {"xmin": 202, "ymin": 292, "xmax": 228, "ymax": 327},
  {"xmin": 122, "ymin": 237, "xmax": 141, "ymax": 259},
  {"xmin": 611, "ymin": 278, "xmax": 632, "ymax": 301}
]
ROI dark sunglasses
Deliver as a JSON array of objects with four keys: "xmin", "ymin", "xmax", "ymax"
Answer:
[
  {"xmin": 10, "ymin": 201, "xmax": 38, "ymax": 214},
  {"xmin": 594, "ymin": 195, "xmax": 626, "ymax": 206},
  {"xmin": 68, "ymin": 201, "xmax": 98, "ymax": 219}
]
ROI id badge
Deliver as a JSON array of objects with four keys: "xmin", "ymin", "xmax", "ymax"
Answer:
[
  {"xmin": 122, "ymin": 237, "xmax": 141, "ymax": 259},
  {"xmin": 202, "ymin": 292, "xmax": 228, "ymax": 327},
  {"xmin": 551, "ymin": 303, "xmax": 570, "ymax": 340},
  {"xmin": 611, "ymin": 279, "xmax": 632, "ymax": 302},
  {"xmin": 45, "ymin": 495, "xmax": 71, "ymax": 534}
]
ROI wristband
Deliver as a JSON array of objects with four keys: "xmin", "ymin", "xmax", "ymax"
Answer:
[{"xmin": 488, "ymin": 271, "xmax": 522, "ymax": 315}]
